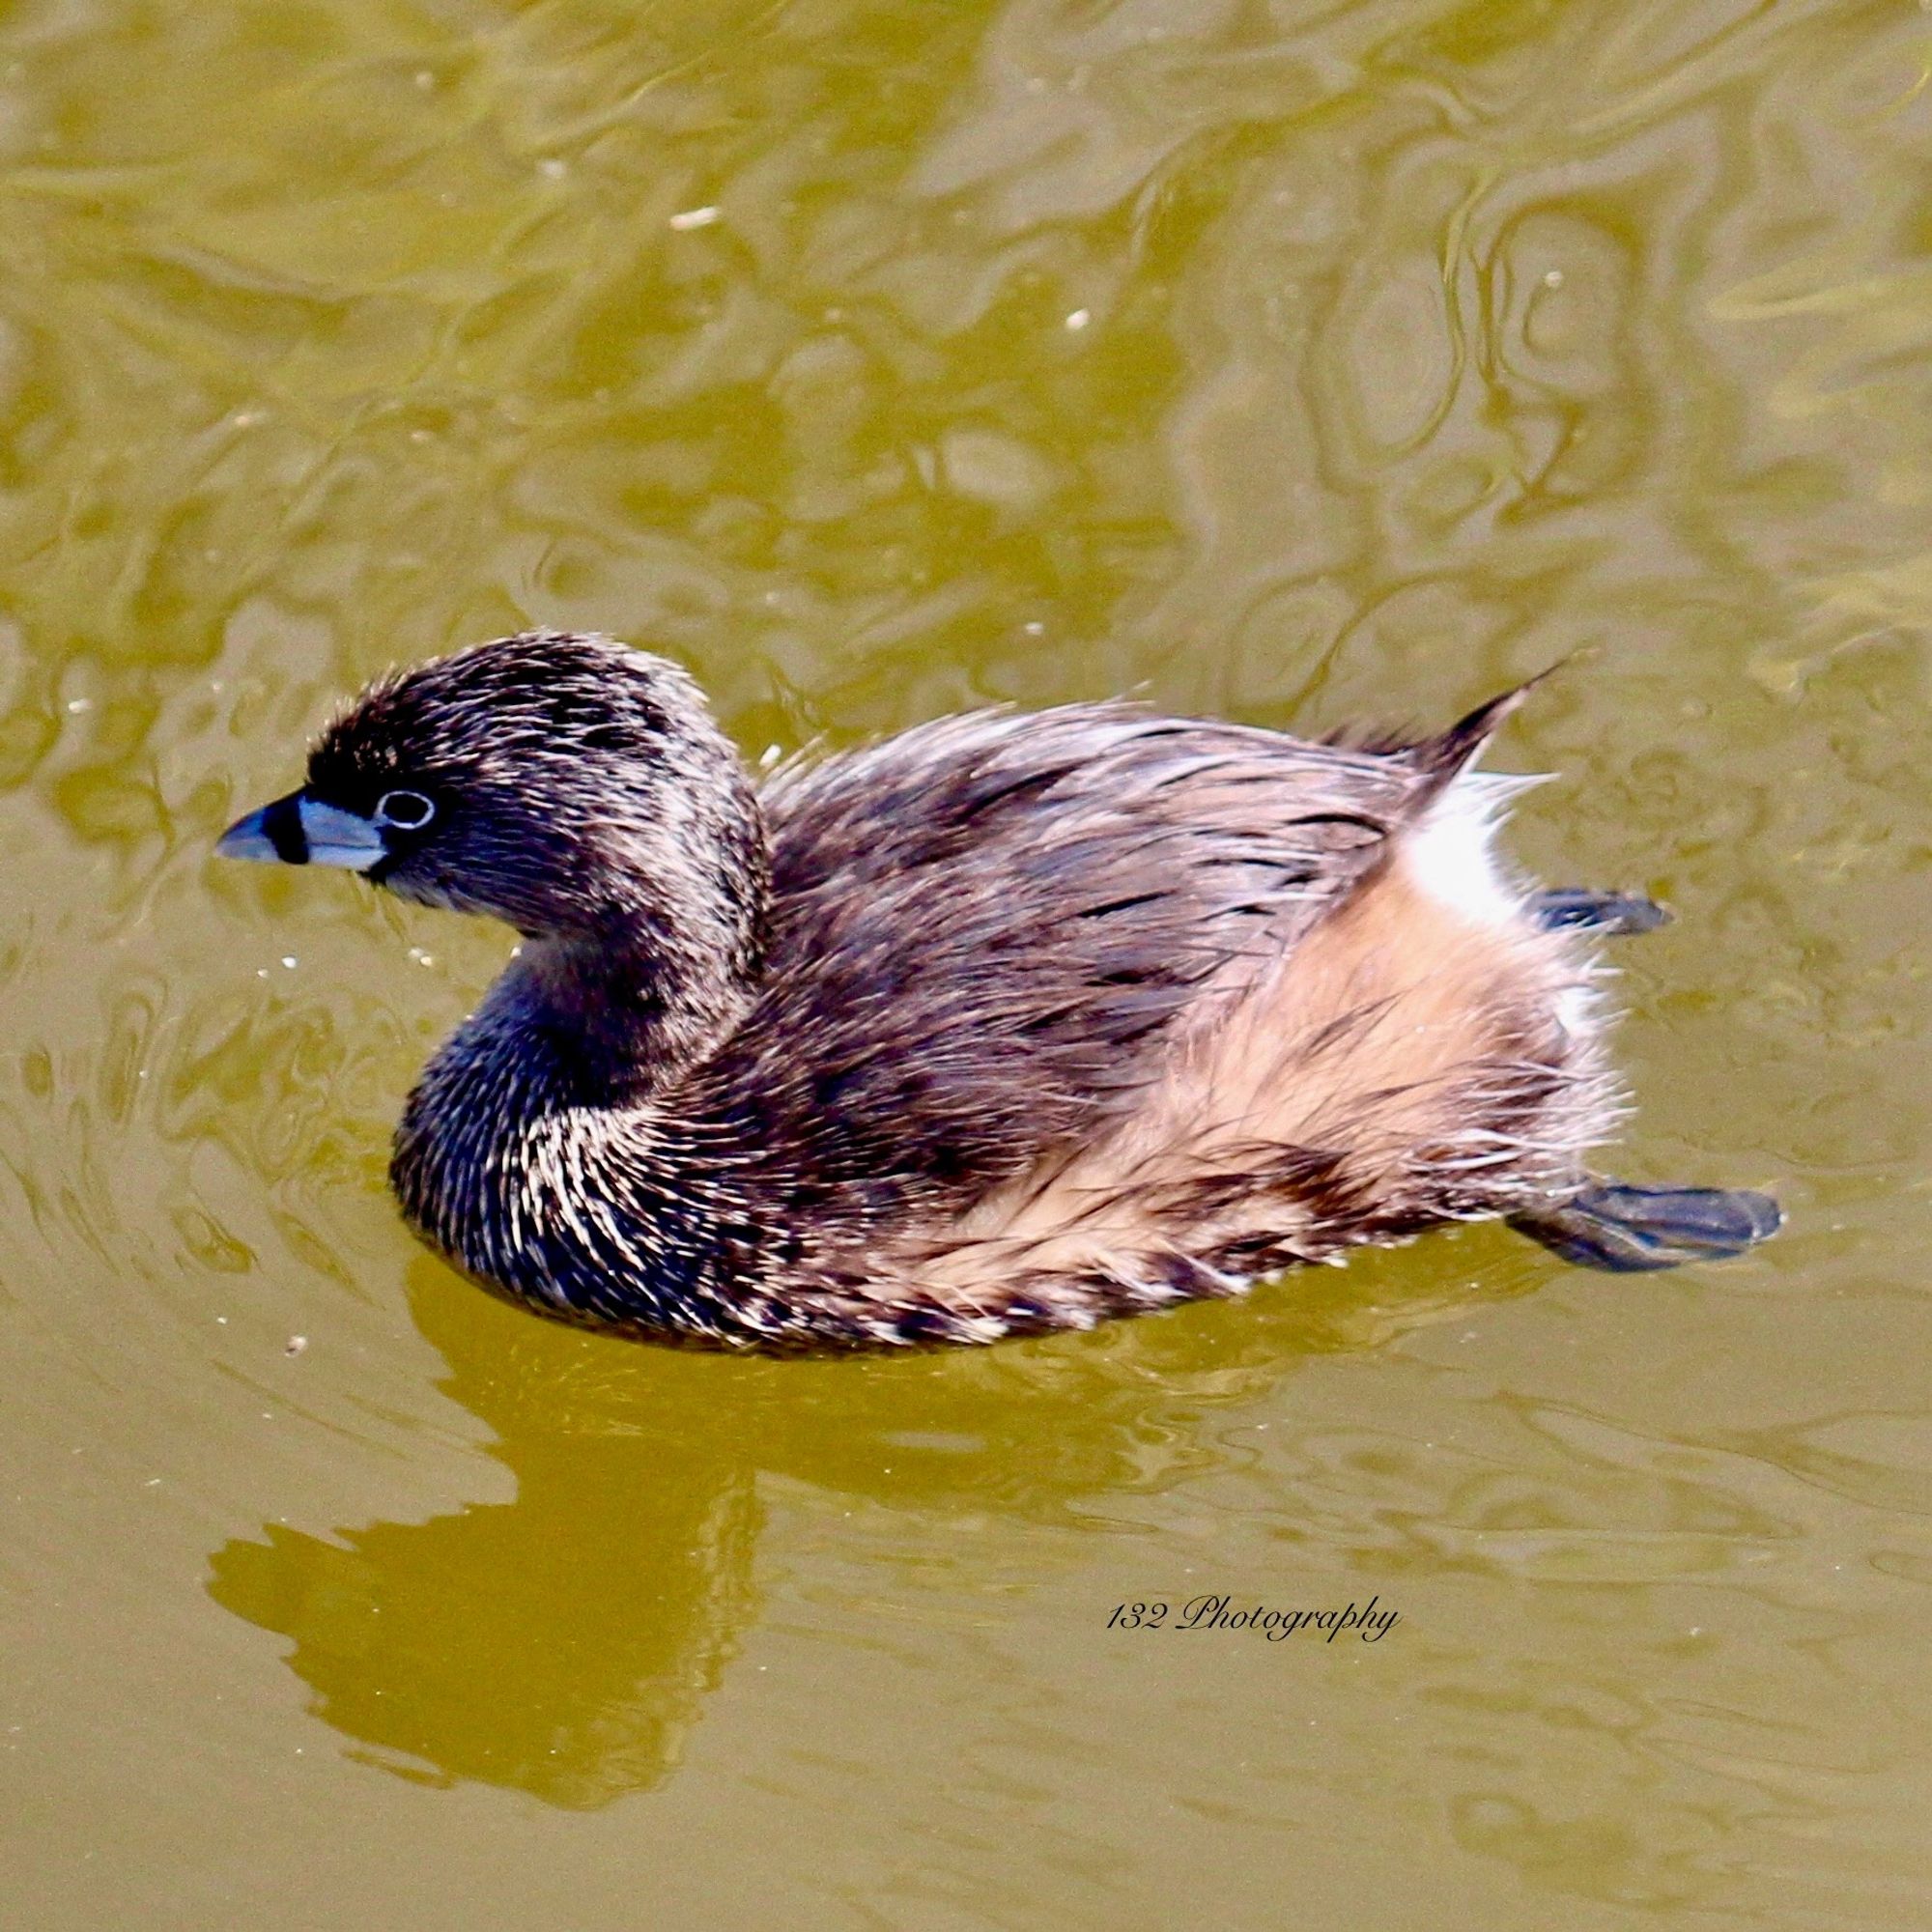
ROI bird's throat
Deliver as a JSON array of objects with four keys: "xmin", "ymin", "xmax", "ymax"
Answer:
[{"xmin": 509, "ymin": 925, "xmax": 754, "ymax": 1100}]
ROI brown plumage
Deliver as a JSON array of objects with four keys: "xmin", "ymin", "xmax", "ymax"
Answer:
[{"xmin": 216, "ymin": 630, "xmax": 1778, "ymax": 1349}]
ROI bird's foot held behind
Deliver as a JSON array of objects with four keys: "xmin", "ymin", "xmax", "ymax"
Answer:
[
  {"xmin": 1511, "ymin": 1180, "xmax": 1782, "ymax": 1272},
  {"xmin": 1531, "ymin": 888, "xmax": 1672, "ymax": 935}
]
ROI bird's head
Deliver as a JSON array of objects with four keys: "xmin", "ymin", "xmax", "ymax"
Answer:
[{"xmin": 219, "ymin": 631, "xmax": 769, "ymax": 1046}]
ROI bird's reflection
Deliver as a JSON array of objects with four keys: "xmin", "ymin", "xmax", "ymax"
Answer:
[
  {"xmin": 209, "ymin": 1235, "xmax": 1545, "ymax": 1806},
  {"xmin": 208, "ymin": 1423, "xmax": 761, "ymax": 1805}
]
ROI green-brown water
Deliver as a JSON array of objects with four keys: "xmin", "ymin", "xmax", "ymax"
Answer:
[{"xmin": 4, "ymin": 1, "xmax": 1930, "ymax": 1925}]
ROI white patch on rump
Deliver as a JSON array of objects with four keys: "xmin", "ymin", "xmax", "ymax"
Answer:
[{"xmin": 1403, "ymin": 772, "xmax": 1536, "ymax": 929}]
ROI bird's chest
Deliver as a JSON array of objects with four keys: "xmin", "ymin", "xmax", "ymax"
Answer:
[{"xmin": 390, "ymin": 1035, "xmax": 728, "ymax": 1331}]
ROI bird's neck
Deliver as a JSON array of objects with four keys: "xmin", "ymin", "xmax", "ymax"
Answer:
[
  {"xmin": 509, "ymin": 913, "xmax": 756, "ymax": 1100},
  {"xmin": 505, "ymin": 781, "xmax": 773, "ymax": 1098}
]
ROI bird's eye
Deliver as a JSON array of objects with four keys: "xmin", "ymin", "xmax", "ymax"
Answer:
[{"xmin": 375, "ymin": 788, "xmax": 436, "ymax": 831}]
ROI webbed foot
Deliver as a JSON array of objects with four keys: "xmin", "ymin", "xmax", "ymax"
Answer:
[
  {"xmin": 1512, "ymin": 1180, "xmax": 1782, "ymax": 1272},
  {"xmin": 1532, "ymin": 888, "xmax": 1671, "ymax": 936}
]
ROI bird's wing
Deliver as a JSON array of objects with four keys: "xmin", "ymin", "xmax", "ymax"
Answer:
[{"xmin": 681, "ymin": 702, "xmax": 1439, "ymax": 1228}]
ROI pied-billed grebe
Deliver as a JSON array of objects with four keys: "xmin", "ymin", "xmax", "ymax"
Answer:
[{"xmin": 217, "ymin": 630, "xmax": 1778, "ymax": 1349}]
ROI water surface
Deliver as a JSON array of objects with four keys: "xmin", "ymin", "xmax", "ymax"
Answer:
[{"xmin": 3, "ymin": 1, "xmax": 1930, "ymax": 1925}]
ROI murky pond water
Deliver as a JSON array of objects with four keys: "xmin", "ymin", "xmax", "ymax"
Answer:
[{"xmin": 4, "ymin": 0, "xmax": 1930, "ymax": 1924}]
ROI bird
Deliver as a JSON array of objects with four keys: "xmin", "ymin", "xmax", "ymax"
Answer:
[{"xmin": 216, "ymin": 629, "xmax": 1779, "ymax": 1350}]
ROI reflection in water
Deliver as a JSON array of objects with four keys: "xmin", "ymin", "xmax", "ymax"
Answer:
[
  {"xmin": 210, "ymin": 1240, "xmax": 1543, "ymax": 1805},
  {"xmin": 211, "ymin": 1443, "xmax": 759, "ymax": 1804}
]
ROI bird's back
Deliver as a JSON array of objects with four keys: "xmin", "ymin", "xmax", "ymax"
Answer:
[{"xmin": 692, "ymin": 705, "xmax": 1441, "ymax": 1236}]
